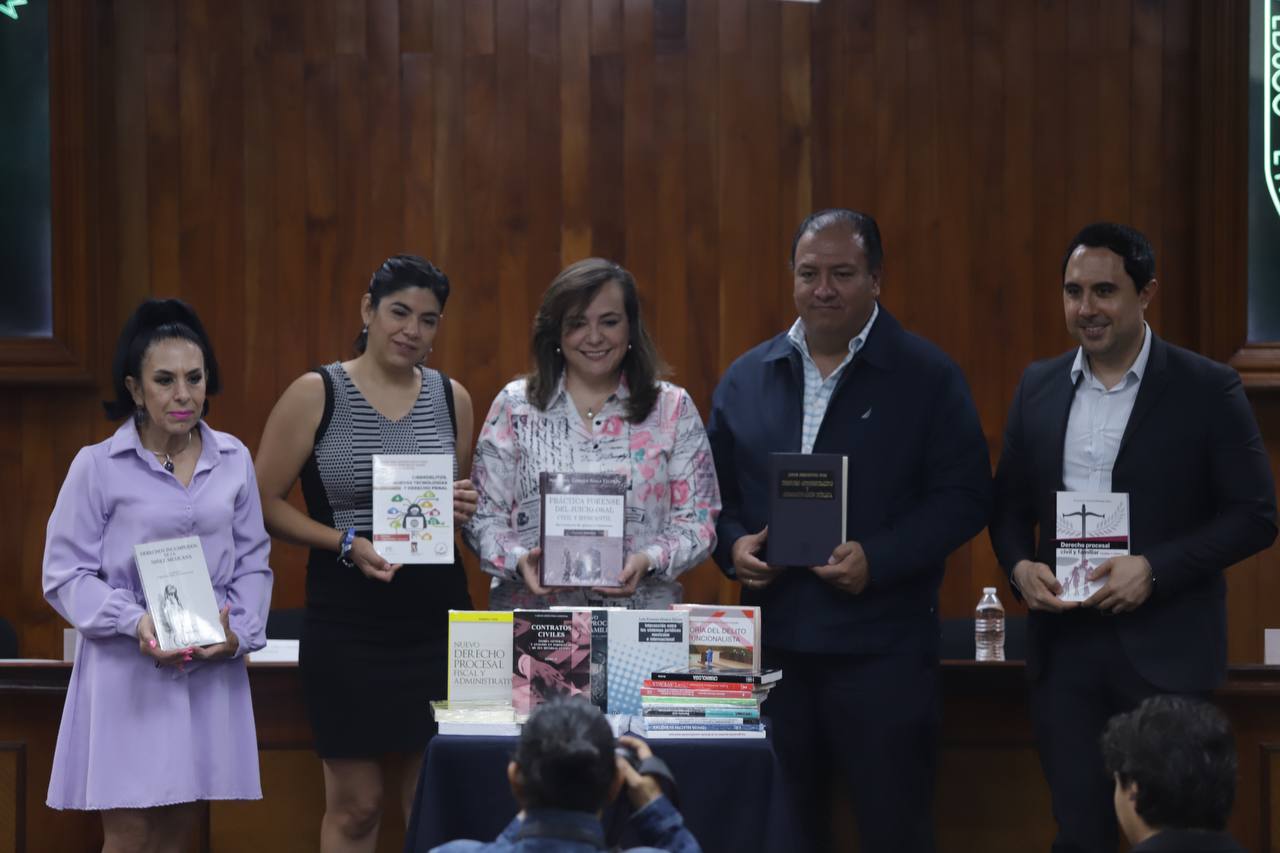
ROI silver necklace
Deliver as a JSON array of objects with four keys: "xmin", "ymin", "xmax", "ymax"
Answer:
[{"xmin": 147, "ymin": 430, "xmax": 193, "ymax": 473}]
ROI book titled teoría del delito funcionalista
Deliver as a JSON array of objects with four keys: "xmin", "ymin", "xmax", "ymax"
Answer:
[
  {"xmin": 1055, "ymin": 491, "xmax": 1130, "ymax": 602},
  {"xmin": 372, "ymin": 454, "xmax": 454, "ymax": 564},
  {"xmin": 539, "ymin": 471, "xmax": 627, "ymax": 587},
  {"xmin": 134, "ymin": 536, "xmax": 226, "ymax": 651}
]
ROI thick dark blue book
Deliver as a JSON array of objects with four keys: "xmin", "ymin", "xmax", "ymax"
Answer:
[{"xmin": 765, "ymin": 452, "xmax": 848, "ymax": 567}]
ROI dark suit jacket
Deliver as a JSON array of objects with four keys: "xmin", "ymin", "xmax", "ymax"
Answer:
[
  {"xmin": 1129, "ymin": 828, "xmax": 1246, "ymax": 852},
  {"xmin": 707, "ymin": 308, "xmax": 992, "ymax": 655},
  {"xmin": 989, "ymin": 333, "xmax": 1277, "ymax": 691}
]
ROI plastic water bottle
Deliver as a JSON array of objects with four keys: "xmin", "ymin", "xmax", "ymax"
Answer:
[{"xmin": 975, "ymin": 587, "xmax": 1005, "ymax": 662}]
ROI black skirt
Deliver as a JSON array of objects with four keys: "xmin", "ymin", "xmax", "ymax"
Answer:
[{"xmin": 299, "ymin": 551, "xmax": 472, "ymax": 759}]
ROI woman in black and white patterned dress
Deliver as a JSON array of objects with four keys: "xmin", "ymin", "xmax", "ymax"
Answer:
[{"xmin": 255, "ymin": 255, "xmax": 477, "ymax": 853}]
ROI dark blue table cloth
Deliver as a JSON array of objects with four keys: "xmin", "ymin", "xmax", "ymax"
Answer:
[{"xmin": 404, "ymin": 730, "xmax": 799, "ymax": 853}]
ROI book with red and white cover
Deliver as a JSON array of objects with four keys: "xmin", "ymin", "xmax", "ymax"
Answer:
[{"xmin": 671, "ymin": 604, "xmax": 760, "ymax": 670}]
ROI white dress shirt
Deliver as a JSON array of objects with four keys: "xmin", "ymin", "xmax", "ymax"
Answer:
[{"xmin": 786, "ymin": 303, "xmax": 879, "ymax": 454}]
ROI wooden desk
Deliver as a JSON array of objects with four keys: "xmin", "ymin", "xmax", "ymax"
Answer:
[{"xmin": 4, "ymin": 661, "xmax": 1280, "ymax": 852}]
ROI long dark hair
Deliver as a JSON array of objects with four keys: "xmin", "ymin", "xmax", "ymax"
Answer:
[
  {"xmin": 525, "ymin": 258, "xmax": 666, "ymax": 423},
  {"xmin": 354, "ymin": 254, "xmax": 451, "ymax": 354},
  {"xmin": 103, "ymin": 299, "xmax": 221, "ymax": 421}
]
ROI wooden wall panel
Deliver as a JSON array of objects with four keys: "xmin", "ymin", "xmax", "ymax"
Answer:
[{"xmin": 4, "ymin": 0, "xmax": 1275, "ymax": 672}]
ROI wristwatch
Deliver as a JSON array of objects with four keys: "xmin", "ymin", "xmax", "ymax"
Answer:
[{"xmin": 338, "ymin": 526, "xmax": 357, "ymax": 567}]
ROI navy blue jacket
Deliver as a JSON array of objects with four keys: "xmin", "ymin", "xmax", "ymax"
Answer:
[
  {"xmin": 707, "ymin": 308, "xmax": 992, "ymax": 655},
  {"xmin": 430, "ymin": 798, "xmax": 701, "ymax": 853},
  {"xmin": 990, "ymin": 334, "xmax": 1277, "ymax": 690}
]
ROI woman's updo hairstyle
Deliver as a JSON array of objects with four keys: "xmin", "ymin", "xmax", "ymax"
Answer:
[
  {"xmin": 103, "ymin": 298, "xmax": 221, "ymax": 421},
  {"xmin": 513, "ymin": 697, "xmax": 617, "ymax": 813},
  {"xmin": 354, "ymin": 254, "xmax": 451, "ymax": 354}
]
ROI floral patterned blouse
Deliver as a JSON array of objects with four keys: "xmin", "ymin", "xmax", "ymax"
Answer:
[{"xmin": 464, "ymin": 375, "xmax": 721, "ymax": 610}]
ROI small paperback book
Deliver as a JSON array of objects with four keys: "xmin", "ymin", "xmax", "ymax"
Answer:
[
  {"xmin": 134, "ymin": 536, "xmax": 225, "ymax": 651},
  {"xmin": 766, "ymin": 453, "xmax": 848, "ymax": 567},
  {"xmin": 512, "ymin": 609, "xmax": 592, "ymax": 716},
  {"xmin": 372, "ymin": 454, "xmax": 454, "ymax": 564},
  {"xmin": 1055, "ymin": 491, "xmax": 1130, "ymax": 602},
  {"xmin": 672, "ymin": 604, "xmax": 760, "ymax": 670},
  {"xmin": 539, "ymin": 472, "xmax": 627, "ymax": 587},
  {"xmin": 447, "ymin": 611, "xmax": 514, "ymax": 704}
]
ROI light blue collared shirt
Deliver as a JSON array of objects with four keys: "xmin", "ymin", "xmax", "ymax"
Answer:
[
  {"xmin": 1062, "ymin": 323, "xmax": 1152, "ymax": 492},
  {"xmin": 786, "ymin": 303, "xmax": 879, "ymax": 454}
]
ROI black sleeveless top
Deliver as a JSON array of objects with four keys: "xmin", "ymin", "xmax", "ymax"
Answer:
[{"xmin": 299, "ymin": 363, "xmax": 471, "ymax": 634}]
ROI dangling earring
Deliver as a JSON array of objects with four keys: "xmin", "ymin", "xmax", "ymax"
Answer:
[
  {"xmin": 627, "ymin": 344, "xmax": 632, "ymax": 351},
  {"xmin": 134, "ymin": 405, "xmax": 146, "ymax": 426},
  {"xmin": 555, "ymin": 346, "xmax": 561, "ymax": 354},
  {"xmin": 362, "ymin": 325, "xmax": 369, "ymax": 335}
]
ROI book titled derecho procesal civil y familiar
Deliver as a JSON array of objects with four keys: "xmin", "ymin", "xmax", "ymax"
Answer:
[
  {"xmin": 539, "ymin": 471, "xmax": 627, "ymax": 588},
  {"xmin": 134, "ymin": 536, "xmax": 225, "ymax": 651},
  {"xmin": 766, "ymin": 452, "xmax": 848, "ymax": 567},
  {"xmin": 1055, "ymin": 491, "xmax": 1130, "ymax": 602},
  {"xmin": 372, "ymin": 454, "xmax": 454, "ymax": 564}
]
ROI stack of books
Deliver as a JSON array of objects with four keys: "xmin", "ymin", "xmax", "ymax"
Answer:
[
  {"xmin": 635, "ymin": 665, "xmax": 782, "ymax": 739},
  {"xmin": 429, "ymin": 700, "xmax": 520, "ymax": 736}
]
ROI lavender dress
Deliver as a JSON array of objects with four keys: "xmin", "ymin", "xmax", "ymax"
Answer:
[{"xmin": 42, "ymin": 420, "xmax": 273, "ymax": 810}]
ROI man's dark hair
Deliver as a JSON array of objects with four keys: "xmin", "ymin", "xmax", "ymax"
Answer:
[
  {"xmin": 513, "ymin": 698, "xmax": 617, "ymax": 813},
  {"xmin": 1061, "ymin": 222, "xmax": 1155, "ymax": 292},
  {"xmin": 103, "ymin": 298, "xmax": 221, "ymax": 421},
  {"xmin": 1100, "ymin": 695, "xmax": 1237, "ymax": 832},
  {"xmin": 789, "ymin": 208, "xmax": 884, "ymax": 273},
  {"xmin": 354, "ymin": 254, "xmax": 451, "ymax": 353}
]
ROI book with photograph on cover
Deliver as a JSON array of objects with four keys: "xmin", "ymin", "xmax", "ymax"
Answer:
[
  {"xmin": 134, "ymin": 536, "xmax": 225, "ymax": 651},
  {"xmin": 539, "ymin": 472, "xmax": 627, "ymax": 587},
  {"xmin": 765, "ymin": 453, "xmax": 848, "ymax": 567},
  {"xmin": 512, "ymin": 609, "xmax": 592, "ymax": 715},
  {"xmin": 672, "ymin": 604, "xmax": 760, "ymax": 670},
  {"xmin": 372, "ymin": 454, "xmax": 454, "ymax": 564},
  {"xmin": 1055, "ymin": 491, "xmax": 1129, "ymax": 602}
]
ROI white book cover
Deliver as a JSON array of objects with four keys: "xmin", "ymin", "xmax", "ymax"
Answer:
[
  {"xmin": 372, "ymin": 454, "xmax": 454, "ymax": 564},
  {"xmin": 134, "ymin": 536, "xmax": 225, "ymax": 651},
  {"xmin": 603, "ymin": 609, "xmax": 689, "ymax": 716},
  {"xmin": 447, "ymin": 610, "xmax": 514, "ymax": 703},
  {"xmin": 1055, "ymin": 491, "xmax": 1130, "ymax": 602}
]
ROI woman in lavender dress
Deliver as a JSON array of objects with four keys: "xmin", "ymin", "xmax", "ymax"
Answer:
[{"xmin": 42, "ymin": 299, "xmax": 273, "ymax": 849}]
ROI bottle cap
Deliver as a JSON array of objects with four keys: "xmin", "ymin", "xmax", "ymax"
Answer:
[{"xmin": 982, "ymin": 586, "xmax": 996, "ymax": 594}]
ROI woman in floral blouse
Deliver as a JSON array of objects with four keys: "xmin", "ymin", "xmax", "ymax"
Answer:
[{"xmin": 465, "ymin": 258, "xmax": 721, "ymax": 610}]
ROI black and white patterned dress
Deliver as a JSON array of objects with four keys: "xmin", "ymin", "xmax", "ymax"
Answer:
[{"xmin": 298, "ymin": 362, "xmax": 472, "ymax": 758}]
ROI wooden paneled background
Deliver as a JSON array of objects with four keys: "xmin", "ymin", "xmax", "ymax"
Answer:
[{"xmin": 3, "ymin": 0, "xmax": 1277, "ymax": 665}]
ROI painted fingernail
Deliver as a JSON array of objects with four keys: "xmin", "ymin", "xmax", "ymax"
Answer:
[{"xmin": 148, "ymin": 639, "xmax": 157, "ymax": 648}]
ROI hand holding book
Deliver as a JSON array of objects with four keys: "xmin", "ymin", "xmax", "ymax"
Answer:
[
  {"xmin": 1011, "ymin": 559, "xmax": 1077, "ymax": 612},
  {"xmin": 136, "ymin": 613, "xmax": 192, "ymax": 668},
  {"xmin": 188, "ymin": 605, "xmax": 241, "ymax": 661},
  {"xmin": 452, "ymin": 478, "xmax": 478, "ymax": 525},
  {"xmin": 348, "ymin": 536, "xmax": 402, "ymax": 583},
  {"xmin": 517, "ymin": 547, "xmax": 551, "ymax": 596},
  {"xmin": 591, "ymin": 552, "xmax": 650, "ymax": 597},
  {"xmin": 731, "ymin": 526, "xmax": 785, "ymax": 590},
  {"xmin": 1080, "ymin": 554, "xmax": 1153, "ymax": 614},
  {"xmin": 810, "ymin": 540, "xmax": 870, "ymax": 595}
]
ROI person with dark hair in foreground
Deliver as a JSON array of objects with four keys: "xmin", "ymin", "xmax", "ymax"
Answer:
[
  {"xmin": 43, "ymin": 298, "xmax": 273, "ymax": 851},
  {"xmin": 1101, "ymin": 696, "xmax": 1244, "ymax": 852},
  {"xmin": 431, "ymin": 699, "xmax": 701, "ymax": 853}
]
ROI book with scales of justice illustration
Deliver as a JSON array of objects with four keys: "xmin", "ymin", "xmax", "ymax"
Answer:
[{"xmin": 1055, "ymin": 491, "xmax": 1130, "ymax": 602}]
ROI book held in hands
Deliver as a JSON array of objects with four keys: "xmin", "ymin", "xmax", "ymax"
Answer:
[
  {"xmin": 1055, "ymin": 491, "xmax": 1130, "ymax": 602},
  {"xmin": 134, "ymin": 536, "xmax": 225, "ymax": 651},
  {"xmin": 766, "ymin": 453, "xmax": 848, "ymax": 567},
  {"xmin": 372, "ymin": 454, "xmax": 454, "ymax": 564},
  {"xmin": 539, "ymin": 472, "xmax": 627, "ymax": 587}
]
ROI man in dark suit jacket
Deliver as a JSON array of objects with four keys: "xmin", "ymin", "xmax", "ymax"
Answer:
[
  {"xmin": 990, "ymin": 222, "xmax": 1276, "ymax": 853},
  {"xmin": 707, "ymin": 209, "xmax": 992, "ymax": 853}
]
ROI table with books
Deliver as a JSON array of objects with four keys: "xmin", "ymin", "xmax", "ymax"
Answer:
[{"xmin": 403, "ymin": 721, "xmax": 797, "ymax": 853}]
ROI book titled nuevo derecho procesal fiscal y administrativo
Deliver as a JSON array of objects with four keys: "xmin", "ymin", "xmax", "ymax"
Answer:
[
  {"xmin": 1055, "ymin": 491, "xmax": 1130, "ymax": 602},
  {"xmin": 134, "ymin": 536, "xmax": 225, "ymax": 651},
  {"xmin": 539, "ymin": 471, "xmax": 627, "ymax": 588},
  {"xmin": 447, "ymin": 610, "xmax": 514, "ymax": 704},
  {"xmin": 372, "ymin": 454, "xmax": 454, "ymax": 564},
  {"xmin": 766, "ymin": 452, "xmax": 848, "ymax": 567}
]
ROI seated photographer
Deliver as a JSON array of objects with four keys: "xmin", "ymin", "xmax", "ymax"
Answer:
[
  {"xmin": 432, "ymin": 697, "xmax": 701, "ymax": 853},
  {"xmin": 1100, "ymin": 695, "xmax": 1244, "ymax": 852}
]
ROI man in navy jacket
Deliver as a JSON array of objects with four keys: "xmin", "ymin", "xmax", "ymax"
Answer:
[
  {"xmin": 707, "ymin": 209, "xmax": 991, "ymax": 853},
  {"xmin": 989, "ymin": 222, "xmax": 1276, "ymax": 852}
]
